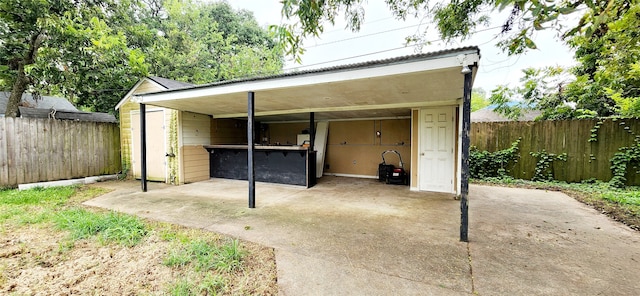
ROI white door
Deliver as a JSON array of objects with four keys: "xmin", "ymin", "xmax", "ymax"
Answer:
[
  {"xmin": 131, "ymin": 110, "xmax": 166, "ymax": 182},
  {"xmin": 419, "ymin": 107, "xmax": 455, "ymax": 193}
]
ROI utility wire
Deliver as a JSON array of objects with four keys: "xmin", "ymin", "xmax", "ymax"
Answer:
[
  {"xmin": 306, "ymin": 23, "xmax": 423, "ymax": 48},
  {"xmin": 321, "ymin": 16, "xmax": 396, "ymax": 34},
  {"xmin": 285, "ymin": 25, "xmax": 503, "ymax": 72}
]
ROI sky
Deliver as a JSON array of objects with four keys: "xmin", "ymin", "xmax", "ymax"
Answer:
[{"xmin": 230, "ymin": 0, "xmax": 577, "ymax": 94}]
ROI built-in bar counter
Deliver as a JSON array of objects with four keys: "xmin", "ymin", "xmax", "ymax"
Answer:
[{"xmin": 203, "ymin": 145, "xmax": 316, "ymax": 187}]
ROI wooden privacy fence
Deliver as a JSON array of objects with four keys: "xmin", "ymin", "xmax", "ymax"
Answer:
[
  {"xmin": 471, "ymin": 118, "xmax": 640, "ymax": 185},
  {"xmin": 0, "ymin": 117, "xmax": 121, "ymax": 187}
]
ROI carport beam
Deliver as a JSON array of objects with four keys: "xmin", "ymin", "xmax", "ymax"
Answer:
[
  {"xmin": 140, "ymin": 103, "xmax": 148, "ymax": 192},
  {"xmin": 248, "ymin": 91, "xmax": 256, "ymax": 208},
  {"xmin": 460, "ymin": 66, "xmax": 473, "ymax": 242}
]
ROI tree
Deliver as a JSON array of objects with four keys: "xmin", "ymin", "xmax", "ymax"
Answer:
[
  {"xmin": 33, "ymin": 13, "xmax": 150, "ymax": 113},
  {"xmin": 1, "ymin": 0, "xmax": 284, "ymax": 115},
  {"xmin": 488, "ymin": 2, "xmax": 640, "ymax": 119},
  {"xmin": 144, "ymin": 0, "xmax": 283, "ymax": 84},
  {"xmin": 471, "ymin": 88, "xmax": 490, "ymax": 112},
  {"xmin": 566, "ymin": 2, "xmax": 640, "ymax": 117},
  {"xmin": 0, "ymin": 0, "xmax": 149, "ymax": 116},
  {"xmin": 276, "ymin": 0, "xmax": 634, "ymax": 59},
  {"xmin": 0, "ymin": 0, "xmax": 78, "ymax": 117},
  {"xmin": 489, "ymin": 66, "xmax": 598, "ymax": 120}
]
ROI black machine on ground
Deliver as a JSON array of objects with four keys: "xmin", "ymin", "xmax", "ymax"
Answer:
[{"xmin": 378, "ymin": 150, "xmax": 409, "ymax": 185}]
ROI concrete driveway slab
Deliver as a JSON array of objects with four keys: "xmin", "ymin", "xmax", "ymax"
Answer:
[
  {"xmin": 86, "ymin": 179, "xmax": 640, "ymax": 295},
  {"xmin": 470, "ymin": 185, "xmax": 640, "ymax": 295},
  {"xmin": 87, "ymin": 177, "xmax": 472, "ymax": 295}
]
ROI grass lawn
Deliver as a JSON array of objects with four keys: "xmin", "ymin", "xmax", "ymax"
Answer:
[
  {"xmin": 0, "ymin": 185, "xmax": 277, "ymax": 295},
  {"xmin": 473, "ymin": 178, "xmax": 640, "ymax": 231}
]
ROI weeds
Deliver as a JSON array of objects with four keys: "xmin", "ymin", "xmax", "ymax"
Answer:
[
  {"xmin": 0, "ymin": 186, "xmax": 76, "ymax": 226},
  {"xmin": 54, "ymin": 208, "xmax": 147, "ymax": 246},
  {"xmin": 216, "ymin": 239, "xmax": 245, "ymax": 272},
  {"xmin": 162, "ymin": 237, "xmax": 247, "ymax": 295},
  {"xmin": 199, "ymin": 274, "xmax": 227, "ymax": 294},
  {"xmin": 0, "ymin": 186, "xmax": 274, "ymax": 295},
  {"xmin": 168, "ymin": 278, "xmax": 193, "ymax": 295},
  {"xmin": 0, "ymin": 186, "xmax": 74, "ymax": 206},
  {"xmin": 163, "ymin": 239, "xmax": 246, "ymax": 273},
  {"xmin": 167, "ymin": 274, "xmax": 227, "ymax": 296},
  {"xmin": 99, "ymin": 212, "xmax": 148, "ymax": 246},
  {"xmin": 164, "ymin": 248, "xmax": 193, "ymax": 268},
  {"xmin": 54, "ymin": 208, "xmax": 103, "ymax": 239}
]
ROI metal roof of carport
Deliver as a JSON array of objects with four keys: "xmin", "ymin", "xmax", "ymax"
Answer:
[{"xmin": 133, "ymin": 46, "xmax": 480, "ymax": 121}]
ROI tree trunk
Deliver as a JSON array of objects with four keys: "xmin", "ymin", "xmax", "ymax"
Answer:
[
  {"xmin": 4, "ymin": 64, "xmax": 29, "ymax": 117},
  {"xmin": 4, "ymin": 31, "xmax": 45, "ymax": 118}
]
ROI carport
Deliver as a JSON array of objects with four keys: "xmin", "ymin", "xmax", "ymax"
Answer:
[{"xmin": 132, "ymin": 46, "xmax": 480, "ymax": 241}]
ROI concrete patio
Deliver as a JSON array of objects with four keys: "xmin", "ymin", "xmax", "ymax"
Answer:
[{"xmin": 86, "ymin": 177, "xmax": 640, "ymax": 295}]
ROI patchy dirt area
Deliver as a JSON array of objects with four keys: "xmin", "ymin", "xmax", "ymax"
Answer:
[
  {"xmin": 0, "ymin": 208, "xmax": 278, "ymax": 295},
  {"xmin": 1, "ymin": 224, "xmax": 172, "ymax": 294}
]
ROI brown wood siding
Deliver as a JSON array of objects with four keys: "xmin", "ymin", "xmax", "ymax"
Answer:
[
  {"xmin": 268, "ymin": 122, "xmax": 310, "ymax": 145},
  {"xmin": 267, "ymin": 119, "xmax": 412, "ymax": 177},
  {"xmin": 211, "ymin": 119, "xmax": 247, "ymax": 144},
  {"xmin": 181, "ymin": 145, "xmax": 210, "ymax": 183}
]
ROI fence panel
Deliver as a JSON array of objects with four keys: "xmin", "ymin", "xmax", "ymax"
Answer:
[
  {"xmin": 0, "ymin": 117, "xmax": 121, "ymax": 187},
  {"xmin": 471, "ymin": 118, "xmax": 640, "ymax": 185}
]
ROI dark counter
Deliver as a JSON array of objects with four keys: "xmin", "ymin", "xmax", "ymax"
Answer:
[{"xmin": 203, "ymin": 145, "xmax": 316, "ymax": 187}]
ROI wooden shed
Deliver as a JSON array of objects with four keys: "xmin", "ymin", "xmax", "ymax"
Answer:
[{"xmin": 116, "ymin": 76, "xmax": 213, "ymax": 184}]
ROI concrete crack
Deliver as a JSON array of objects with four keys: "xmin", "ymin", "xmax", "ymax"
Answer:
[{"xmin": 467, "ymin": 242, "xmax": 477, "ymax": 295}]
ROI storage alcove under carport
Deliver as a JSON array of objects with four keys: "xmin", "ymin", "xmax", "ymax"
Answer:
[{"xmin": 204, "ymin": 145, "xmax": 317, "ymax": 188}]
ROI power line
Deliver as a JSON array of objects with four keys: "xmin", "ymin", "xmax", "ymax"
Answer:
[
  {"xmin": 321, "ymin": 16, "xmax": 396, "ymax": 34},
  {"xmin": 286, "ymin": 46, "xmax": 417, "ymax": 71},
  {"xmin": 285, "ymin": 25, "xmax": 503, "ymax": 72},
  {"xmin": 481, "ymin": 57, "xmax": 521, "ymax": 73},
  {"xmin": 306, "ymin": 23, "xmax": 423, "ymax": 48}
]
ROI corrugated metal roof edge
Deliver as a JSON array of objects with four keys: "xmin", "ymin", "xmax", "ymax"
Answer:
[
  {"xmin": 140, "ymin": 46, "xmax": 480, "ymax": 96},
  {"xmin": 147, "ymin": 76, "xmax": 194, "ymax": 89}
]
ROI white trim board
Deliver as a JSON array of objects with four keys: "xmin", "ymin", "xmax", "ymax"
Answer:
[
  {"xmin": 115, "ymin": 78, "xmax": 166, "ymax": 110},
  {"xmin": 323, "ymin": 173, "xmax": 377, "ymax": 179}
]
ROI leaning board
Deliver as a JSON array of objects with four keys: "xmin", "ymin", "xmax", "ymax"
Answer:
[{"xmin": 314, "ymin": 121, "xmax": 329, "ymax": 178}]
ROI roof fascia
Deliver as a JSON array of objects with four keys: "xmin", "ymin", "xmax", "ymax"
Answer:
[
  {"xmin": 114, "ymin": 77, "xmax": 167, "ymax": 110},
  {"xmin": 136, "ymin": 50, "xmax": 480, "ymax": 104}
]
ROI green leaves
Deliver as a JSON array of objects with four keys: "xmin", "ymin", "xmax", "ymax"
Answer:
[
  {"xmin": 530, "ymin": 150, "xmax": 567, "ymax": 181},
  {"xmin": 488, "ymin": 66, "xmax": 591, "ymax": 120},
  {"xmin": 610, "ymin": 135, "xmax": 640, "ymax": 188},
  {"xmin": 565, "ymin": 2, "xmax": 640, "ymax": 118},
  {"xmin": 1, "ymin": 0, "xmax": 283, "ymax": 114},
  {"xmin": 470, "ymin": 138, "xmax": 521, "ymax": 179},
  {"xmin": 146, "ymin": 0, "xmax": 283, "ymax": 84},
  {"xmin": 471, "ymin": 88, "xmax": 490, "ymax": 111}
]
